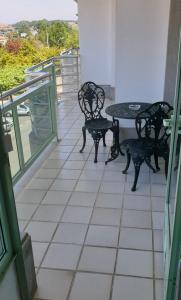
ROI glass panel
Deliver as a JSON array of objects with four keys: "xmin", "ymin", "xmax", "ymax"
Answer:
[
  {"xmin": 3, "ymin": 110, "xmax": 20, "ymax": 177},
  {"xmin": 19, "ymin": 88, "xmax": 53, "ymax": 164},
  {"xmin": 0, "ymin": 222, "xmax": 6, "ymax": 262},
  {"xmin": 169, "ymin": 134, "xmax": 181, "ymax": 236}
]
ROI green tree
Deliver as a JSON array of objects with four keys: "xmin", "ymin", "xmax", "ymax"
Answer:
[{"xmin": 14, "ymin": 21, "xmax": 30, "ymax": 36}]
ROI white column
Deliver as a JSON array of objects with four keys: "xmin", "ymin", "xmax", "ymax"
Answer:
[
  {"xmin": 115, "ymin": 0, "xmax": 171, "ymax": 103},
  {"xmin": 78, "ymin": 0, "xmax": 115, "ymax": 85}
]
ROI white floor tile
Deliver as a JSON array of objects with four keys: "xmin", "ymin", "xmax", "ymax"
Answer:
[
  {"xmin": 63, "ymin": 161, "xmax": 85, "ymax": 170},
  {"xmin": 125, "ymin": 183, "xmax": 150, "ymax": 195},
  {"xmin": 42, "ymin": 243, "xmax": 81, "ymax": 270},
  {"xmin": 69, "ymin": 272, "xmax": 112, "ymax": 300},
  {"xmin": 58, "ymin": 169, "xmax": 82, "ymax": 180},
  {"xmin": 16, "ymin": 190, "xmax": 46, "ymax": 204},
  {"xmin": 62, "ymin": 206, "xmax": 93, "ymax": 224},
  {"xmin": 103, "ymin": 171, "xmax": 126, "ymax": 182},
  {"xmin": 26, "ymin": 178, "xmax": 54, "ymax": 190},
  {"xmin": 78, "ymin": 246, "xmax": 116, "ymax": 273},
  {"xmin": 33, "ymin": 205, "xmax": 65, "ymax": 222},
  {"xmin": 119, "ymin": 227, "xmax": 152, "ymax": 250},
  {"xmin": 151, "ymin": 197, "xmax": 165, "ymax": 212},
  {"xmin": 69, "ymin": 192, "xmax": 97, "ymax": 207},
  {"xmin": 50, "ymin": 179, "xmax": 77, "ymax": 191},
  {"xmin": 18, "ymin": 220, "xmax": 28, "ymax": 232},
  {"xmin": 59, "ymin": 138, "xmax": 78, "ymax": 146},
  {"xmin": 155, "ymin": 280, "xmax": 164, "ymax": 300},
  {"xmin": 49, "ymin": 152, "xmax": 70, "ymax": 160},
  {"xmin": 32, "ymin": 242, "xmax": 49, "ymax": 267},
  {"xmin": 53, "ymin": 223, "xmax": 88, "ymax": 244},
  {"xmin": 152, "ymin": 212, "xmax": 164, "ymax": 230},
  {"xmin": 42, "ymin": 159, "xmax": 65, "ymax": 169},
  {"xmin": 42, "ymin": 190, "xmax": 71, "ymax": 205},
  {"xmin": 123, "ymin": 195, "xmax": 151, "ymax": 211},
  {"xmin": 79, "ymin": 169, "xmax": 103, "ymax": 181},
  {"xmin": 84, "ymin": 161, "xmax": 105, "ymax": 170},
  {"xmin": 35, "ymin": 168, "xmax": 60, "ymax": 179},
  {"xmin": 68, "ymin": 152, "xmax": 89, "ymax": 161},
  {"xmin": 16, "ymin": 203, "xmax": 38, "ymax": 220},
  {"xmin": 55, "ymin": 145, "xmax": 74, "ymax": 152},
  {"xmin": 116, "ymin": 249, "xmax": 153, "ymax": 277},
  {"xmin": 151, "ymin": 184, "xmax": 166, "ymax": 197},
  {"xmin": 26, "ymin": 221, "xmax": 57, "ymax": 242},
  {"xmin": 35, "ymin": 269, "xmax": 73, "ymax": 300},
  {"xmin": 153, "ymin": 230, "xmax": 163, "ymax": 252},
  {"xmin": 75, "ymin": 180, "xmax": 100, "ymax": 193},
  {"xmin": 100, "ymin": 181, "xmax": 124, "ymax": 194},
  {"xmin": 122, "ymin": 210, "xmax": 152, "ymax": 228},
  {"xmin": 91, "ymin": 208, "xmax": 121, "ymax": 226},
  {"xmin": 95, "ymin": 193, "xmax": 123, "ymax": 209},
  {"xmin": 85, "ymin": 225, "xmax": 119, "ymax": 247},
  {"xmin": 154, "ymin": 252, "xmax": 164, "ymax": 279},
  {"xmin": 112, "ymin": 276, "xmax": 153, "ymax": 300}
]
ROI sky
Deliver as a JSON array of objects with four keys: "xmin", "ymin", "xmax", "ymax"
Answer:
[{"xmin": 0, "ymin": 0, "xmax": 77, "ymax": 24}]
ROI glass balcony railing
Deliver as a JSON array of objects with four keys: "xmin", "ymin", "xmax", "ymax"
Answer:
[
  {"xmin": 0, "ymin": 67, "xmax": 58, "ymax": 183},
  {"xmin": 0, "ymin": 50, "xmax": 80, "ymax": 183}
]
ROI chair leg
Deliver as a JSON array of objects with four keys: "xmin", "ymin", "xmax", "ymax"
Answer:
[
  {"xmin": 145, "ymin": 157, "xmax": 156, "ymax": 173},
  {"xmin": 132, "ymin": 162, "xmax": 141, "ymax": 192},
  {"xmin": 154, "ymin": 153, "xmax": 160, "ymax": 171},
  {"xmin": 94, "ymin": 138, "xmax": 100, "ymax": 163},
  {"xmin": 103, "ymin": 132, "xmax": 106, "ymax": 147},
  {"xmin": 80, "ymin": 127, "xmax": 86, "ymax": 153},
  {"xmin": 122, "ymin": 150, "xmax": 131, "ymax": 174},
  {"xmin": 114, "ymin": 126, "xmax": 124, "ymax": 156},
  {"xmin": 163, "ymin": 155, "xmax": 169, "ymax": 178}
]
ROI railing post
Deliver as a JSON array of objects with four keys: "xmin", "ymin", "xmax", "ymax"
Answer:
[
  {"xmin": 76, "ymin": 55, "xmax": 80, "ymax": 90},
  {"xmin": 11, "ymin": 97, "xmax": 25, "ymax": 174},
  {"xmin": 50, "ymin": 65, "xmax": 60, "ymax": 142}
]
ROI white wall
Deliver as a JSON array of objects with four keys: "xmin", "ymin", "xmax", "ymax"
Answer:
[
  {"xmin": 78, "ymin": 0, "xmax": 115, "ymax": 85},
  {"xmin": 78, "ymin": 0, "xmax": 171, "ymax": 106},
  {"xmin": 115, "ymin": 0, "xmax": 171, "ymax": 103}
]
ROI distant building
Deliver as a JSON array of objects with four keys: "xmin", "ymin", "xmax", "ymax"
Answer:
[
  {"xmin": 0, "ymin": 23, "xmax": 14, "ymax": 36},
  {"xmin": 0, "ymin": 35, "xmax": 8, "ymax": 46},
  {"xmin": 20, "ymin": 32, "xmax": 27, "ymax": 38}
]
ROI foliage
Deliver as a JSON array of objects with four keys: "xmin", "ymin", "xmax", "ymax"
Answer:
[
  {"xmin": 14, "ymin": 21, "xmax": 31, "ymax": 35},
  {"xmin": 0, "ymin": 66, "xmax": 25, "ymax": 91},
  {"xmin": 1, "ymin": 19, "xmax": 79, "ymax": 92},
  {"xmin": 0, "ymin": 39, "xmax": 60, "ymax": 91},
  {"xmin": 37, "ymin": 20, "xmax": 79, "ymax": 49},
  {"xmin": 6, "ymin": 39, "xmax": 21, "ymax": 54}
]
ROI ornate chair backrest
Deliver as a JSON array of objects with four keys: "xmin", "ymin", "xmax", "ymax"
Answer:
[
  {"xmin": 78, "ymin": 82, "xmax": 105, "ymax": 122},
  {"xmin": 135, "ymin": 102, "xmax": 173, "ymax": 143}
]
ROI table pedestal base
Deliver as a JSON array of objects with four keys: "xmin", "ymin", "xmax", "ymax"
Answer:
[{"xmin": 105, "ymin": 121, "xmax": 124, "ymax": 165}]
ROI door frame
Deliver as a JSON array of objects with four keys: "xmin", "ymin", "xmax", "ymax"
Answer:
[
  {"xmin": 165, "ymin": 32, "xmax": 181, "ymax": 300},
  {"xmin": 0, "ymin": 110, "xmax": 30, "ymax": 300}
]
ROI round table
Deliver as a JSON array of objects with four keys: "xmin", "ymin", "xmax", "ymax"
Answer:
[
  {"xmin": 105, "ymin": 102, "xmax": 152, "ymax": 164},
  {"xmin": 105, "ymin": 102, "xmax": 151, "ymax": 119}
]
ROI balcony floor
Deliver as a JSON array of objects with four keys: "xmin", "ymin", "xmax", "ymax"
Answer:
[{"xmin": 15, "ymin": 95, "xmax": 165, "ymax": 300}]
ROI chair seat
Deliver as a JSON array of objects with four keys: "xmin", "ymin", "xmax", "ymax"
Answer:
[
  {"xmin": 121, "ymin": 138, "xmax": 156, "ymax": 158},
  {"xmin": 85, "ymin": 118, "xmax": 113, "ymax": 130}
]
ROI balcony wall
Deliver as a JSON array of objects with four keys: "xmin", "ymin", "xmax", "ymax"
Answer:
[{"xmin": 78, "ymin": 0, "xmax": 171, "ymax": 109}]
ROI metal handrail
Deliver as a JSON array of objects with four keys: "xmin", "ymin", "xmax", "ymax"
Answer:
[{"xmin": 0, "ymin": 73, "xmax": 50, "ymax": 100}]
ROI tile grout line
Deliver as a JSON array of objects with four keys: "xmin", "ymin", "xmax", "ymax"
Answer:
[
  {"xmin": 109, "ymin": 173, "xmax": 126, "ymax": 300},
  {"xmin": 65, "ymin": 161, "xmax": 106, "ymax": 300}
]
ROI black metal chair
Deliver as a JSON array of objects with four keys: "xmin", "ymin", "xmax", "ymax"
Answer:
[
  {"xmin": 78, "ymin": 82, "xmax": 119, "ymax": 163},
  {"xmin": 120, "ymin": 102, "xmax": 173, "ymax": 191}
]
